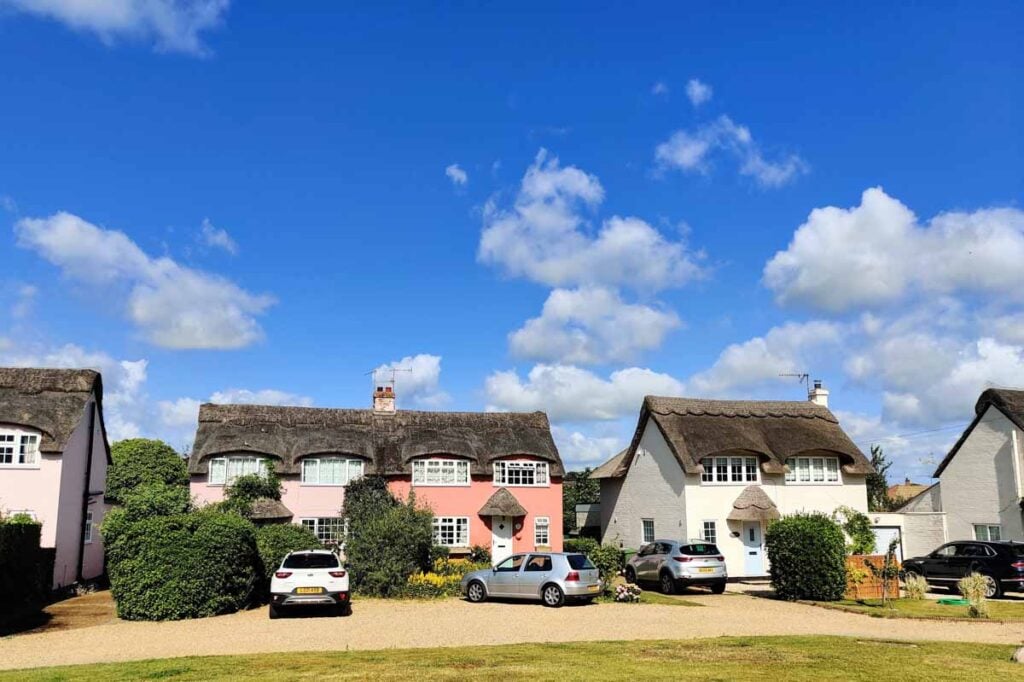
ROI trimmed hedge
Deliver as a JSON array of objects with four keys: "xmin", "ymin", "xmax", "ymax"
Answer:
[
  {"xmin": 105, "ymin": 509, "xmax": 258, "ymax": 621},
  {"xmin": 765, "ymin": 512, "xmax": 847, "ymax": 601},
  {"xmin": 0, "ymin": 520, "xmax": 49, "ymax": 604},
  {"xmin": 106, "ymin": 439, "xmax": 188, "ymax": 505}
]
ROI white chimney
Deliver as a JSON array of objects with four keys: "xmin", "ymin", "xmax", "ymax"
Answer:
[
  {"xmin": 808, "ymin": 379, "xmax": 829, "ymax": 408},
  {"xmin": 373, "ymin": 385, "xmax": 396, "ymax": 414}
]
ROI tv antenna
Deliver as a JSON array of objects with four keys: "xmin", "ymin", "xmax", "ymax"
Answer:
[
  {"xmin": 366, "ymin": 366, "xmax": 412, "ymax": 391},
  {"xmin": 779, "ymin": 372, "xmax": 810, "ymax": 391}
]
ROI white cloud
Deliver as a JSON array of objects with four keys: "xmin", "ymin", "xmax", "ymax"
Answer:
[
  {"xmin": 157, "ymin": 397, "xmax": 201, "ymax": 429},
  {"xmin": 651, "ymin": 81, "xmax": 669, "ymax": 95},
  {"xmin": 685, "ymin": 78, "xmax": 712, "ymax": 106},
  {"xmin": 11, "ymin": 284, "xmax": 37, "ymax": 319},
  {"xmin": 688, "ymin": 320, "xmax": 844, "ymax": 395},
  {"xmin": 16, "ymin": 211, "xmax": 274, "ymax": 349},
  {"xmin": 199, "ymin": 218, "xmax": 237, "ymax": 255},
  {"xmin": 0, "ymin": 0, "xmax": 230, "ymax": 55},
  {"xmin": 479, "ymin": 149, "xmax": 705, "ymax": 291},
  {"xmin": 374, "ymin": 354, "xmax": 449, "ymax": 407},
  {"xmin": 485, "ymin": 364, "xmax": 683, "ymax": 422},
  {"xmin": 0, "ymin": 195, "xmax": 16, "ymax": 213},
  {"xmin": 208, "ymin": 388, "xmax": 314, "ymax": 406},
  {"xmin": 509, "ymin": 287, "xmax": 681, "ymax": 364},
  {"xmin": 764, "ymin": 188, "xmax": 1024, "ymax": 312},
  {"xmin": 551, "ymin": 425, "xmax": 624, "ymax": 468},
  {"xmin": 445, "ymin": 164, "xmax": 468, "ymax": 187},
  {"xmin": 655, "ymin": 115, "xmax": 807, "ymax": 188}
]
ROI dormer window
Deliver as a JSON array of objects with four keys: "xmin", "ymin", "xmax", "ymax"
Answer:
[
  {"xmin": 0, "ymin": 430, "xmax": 40, "ymax": 467},
  {"xmin": 701, "ymin": 456, "xmax": 758, "ymax": 484},
  {"xmin": 301, "ymin": 457, "xmax": 364, "ymax": 486},
  {"xmin": 785, "ymin": 456, "xmax": 840, "ymax": 484},
  {"xmin": 412, "ymin": 458, "xmax": 470, "ymax": 486},
  {"xmin": 208, "ymin": 455, "xmax": 269, "ymax": 486},
  {"xmin": 493, "ymin": 460, "xmax": 549, "ymax": 487}
]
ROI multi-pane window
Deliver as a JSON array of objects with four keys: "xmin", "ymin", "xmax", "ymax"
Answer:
[
  {"xmin": 785, "ymin": 457, "xmax": 841, "ymax": 484},
  {"xmin": 300, "ymin": 517, "xmax": 346, "ymax": 545},
  {"xmin": 493, "ymin": 460, "xmax": 549, "ymax": 487},
  {"xmin": 301, "ymin": 457, "xmax": 364, "ymax": 486},
  {"xmin": 0, "ymin": 431, "xmax": 39, "ymax": 466},
  {"xmin": 974, "ymin": 524, "xmax": 1002, "ymax": 542},
  {"xmin": 702, "ymin": 520, "xmax": 717, "ymax": 544},
  {"xmin": 433, "ymin": 516, "xmax": 470, "ymax": 547},
  {"xmin": 534, "ymin": 516, "xmax": 550, "ymax": 546},
  {"xmin": 412, "ymin": 459, "xmax": 470, "ymax": 486},
  {"xmin": 701, "ymin": 456, "xmax": 758, "ymax": 484},
  {"xmin": 208, "ymin": 456, "xmax": 268, "ymax": 485},
  {"xmin": 641, "ymin": 518, "xmax": 655, "ymax": 544},
  {"xmin": 84, "ymin": 510, "xmax": 94, "ymax": 544}
]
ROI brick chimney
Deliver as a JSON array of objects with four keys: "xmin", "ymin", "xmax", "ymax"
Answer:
[
  {"xmin": 808, "ymin": 379, "xmax": 829, "ymax": 408},
  {"xmin": 373, "ymin": 385, "xmax": 396, "ymax": 414}
]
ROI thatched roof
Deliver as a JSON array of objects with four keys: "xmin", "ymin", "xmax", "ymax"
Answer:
[
  {"xmin": 606, "ymin": 395, "xmax": 871, "ymax": 479},
  {"xmin": 727, "ymin": 485, "xmax": 781, "ymax": 522},
  {"xmin": 189, "ymin": 403, "xmax": 563, "ymax": 477},
  {"xmin": 250, "ymin": 498, "xmax": 293, "ymax": 522},
  {"xmin": 590, "ymin": 448, "xmax": 627, "ymax": 479},
  {"xmin": 935, "ymin": 388, "xmax": 1024, "ymax": 477},
  {"xmin": 0, "ymin": 368, "xmax": 104, "ymax": 454},
  {"xmin": 478, "ymin": 488, "xmax": 527, "ymax": 516}
]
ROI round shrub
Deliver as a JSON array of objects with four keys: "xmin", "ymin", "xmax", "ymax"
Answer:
[
  {"xmin": 106, "ymin": 439, "xmax": 188, "ymax": 505},
  {"xmin": 765, "ymin": 512, "xmax": 847, "ymax": 601},
  {"xmin": 106, "ymin": 509, "xmax": 258, "ymax": 621},
  {"xmin": 254, "ymin": 523, "xmax": 322, "ymax": 585}
]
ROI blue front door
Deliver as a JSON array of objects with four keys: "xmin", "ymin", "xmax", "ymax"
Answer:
[{"xmin": 743, "ymin": 522, "xmax": 763, "ymax": 575}]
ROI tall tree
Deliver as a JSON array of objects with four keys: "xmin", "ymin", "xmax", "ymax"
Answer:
[
  {"xmin": 866, "ymin": 444, "xmax": 895, "ymax": 512},
  {"xmin": 562, "ymin": 468, "xmax": 600, "ymax": 534}
]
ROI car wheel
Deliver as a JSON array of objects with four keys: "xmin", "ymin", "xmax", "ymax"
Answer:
[
  {"xmin": 624, "ymin": 566, "xmax": 637, "ymax": 584},
  {"xmin": 659, "ymin": 571, "xmax": 676, "ymax": 595},
  {"xmin": 711, "ymin": 581, "xmax": 726, "ymax": 595},
  {"xmin": 268, "ymin": 603, "xmax": 281, "ymax": 620},
  {"xmin": 980, "ymin": 573, "xmax": 1002, "ymax": 599},
  {"xmin": 542, "ymin": 583, "xmax": 565, "ymax": 607},
  {"xmin": 466, "ymin": 580, "xmax": 487, "ymax": 603}
]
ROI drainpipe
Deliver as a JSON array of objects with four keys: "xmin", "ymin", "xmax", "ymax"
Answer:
[{"xmin": 77, "ymin": 399, "xmax": 96, "ymax": 584}]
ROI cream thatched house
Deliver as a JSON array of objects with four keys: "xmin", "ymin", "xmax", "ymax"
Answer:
[{"xmin": 592, "ymin": 384, "xmax": 872, "ymax": 577}]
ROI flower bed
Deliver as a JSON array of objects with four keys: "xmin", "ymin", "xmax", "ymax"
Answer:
[{"xmin": 399, "ymin": 557, "xmax": 490, "ymax": 598}]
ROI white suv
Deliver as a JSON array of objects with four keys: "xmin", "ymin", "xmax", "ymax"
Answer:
[{"xmin": 269, "ymin": 550, "xmax": 351, "ymax": 618}]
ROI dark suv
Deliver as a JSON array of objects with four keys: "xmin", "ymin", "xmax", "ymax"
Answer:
[{"xmin": 902, "ymin": 541, "xmax": 1024, "ymax": 598}]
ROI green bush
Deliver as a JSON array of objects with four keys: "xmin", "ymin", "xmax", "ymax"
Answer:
[
  {"xmin": 564, "ymin": 537, "xmax": 623, "ymax": 586},
  {"xmin": 106, "ymin": 439, "xmax": 188, "ymax": 505},
  {"xmin": 342, "ymin": 476, "xmax": 434, "ymax": 597},
  {"xmin": 467, "ymin": 545, "xmax": 491, "ymax": 564},
  {"xmin": 833, "ymin": 505, "xmax": 876, "ymax": 555},
  {"xmin": 0, "ymin": 519, "xmax": 48, "ymax": 604},
  {"xmin": 104, "ymin": 509, "xmax": 258, "ymax": 621},
  {"xmin": 958, "ymin": 573, "xmax": 990, "ymax": 618},
  {"xmin": 102, "ymin": 482, "xmax": 192, "ymax": 550},
  {"xmin": 254, "ymin": 523, "xmax": 322, "ymax": 587},
  {"xmin": 220, "ymin": 467, "xmax": 282, "ymax": 517},
  {"xmin": 564, "ymin": 537, "xmax": 599, "ymax": 555},
  {"xmin": 765, "ymin": 512, "xmax": 847, "ymax": 601}
]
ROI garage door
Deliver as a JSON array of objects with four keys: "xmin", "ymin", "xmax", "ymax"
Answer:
[{"xmin": 871, "ymin": 526, "xmax": 903, "ymax": 561}]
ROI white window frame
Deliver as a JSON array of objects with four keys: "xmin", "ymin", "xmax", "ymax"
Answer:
[
  {"xmin": 973, "ymin": 524, "xmax": 1002, "ymax": 542},
  {"xmin": 492, "ymin": 460, "xmax": 550, "ymax": 487},
  {"xmin": 84, "ymin": 510, "xmax": 94, "ymax": 544},
  {"xmin": 702, "ymin": 520, "xmax": 717, "ymax": 545},
  {"xmin": 207, "ymin": 455, "xmax": 269, "ymax": 486},
  {"xmin": 6, "ymin": 509, "xmax": 36, "ymax": 520},
  {"xmin": 412, "ymin": 458, "xmax": 471, "ymax": 487},
  {"xmin": 300, "ymin": 517, "xmax": 347, "ymax": 545},
  {"xmin": 432, "ymin": 516, "xmax": 470, "ymax": 547},
  {"xmin": 641, "ymin": 518, "xmax": 655, "ymax": 544},
  {"xmin": 300, "ymin": 456, "xmax": 364, "ymax": 486},
  {"xmin": 534, "ymin": 516, "xmax": 550, "ymax": 546},
  {"xmin": 701, "ymin": 456, "xmax": 759, "ymax": 485},
  {"xmin": 784, "ymin": 457, "xmax": 841, "ymax": 485},
  {"xmin": 0, "ymin": 427, "xmax": 41, "ymax": 468}
]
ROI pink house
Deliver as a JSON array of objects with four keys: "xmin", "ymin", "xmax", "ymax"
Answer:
[
  {"xmin": 0, "ymin": 368, "xmax": 111, "ymax": 589},
  {"xmin": 188, "ymin": 388, "xmax": 564, "ymax": 563}
]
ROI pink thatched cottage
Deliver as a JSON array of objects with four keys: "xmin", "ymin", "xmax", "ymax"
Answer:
[{"xmin": 188, "ymin": 387, "xmax": 564, "ymax": 562}]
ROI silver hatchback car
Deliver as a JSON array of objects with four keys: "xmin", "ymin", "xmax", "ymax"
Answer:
[
  {"xmin": 461, "ymin": 552, "xmax": 601, "ymax": 607},
  {"xmin": 625, "ymin": 539, "xmax": 727, "ymax": 594}
]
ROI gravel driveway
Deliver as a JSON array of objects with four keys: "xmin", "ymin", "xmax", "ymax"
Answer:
[{"xmin": 2, "ymin": 592, "xmax": 1022, "ymax": 671}]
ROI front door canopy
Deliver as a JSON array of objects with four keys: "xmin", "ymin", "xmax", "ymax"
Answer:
[{"xmin": 478, "ymin": 487, "xmax": 527, "ymax": 517}]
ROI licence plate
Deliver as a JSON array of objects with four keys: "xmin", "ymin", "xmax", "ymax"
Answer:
[
  {"xmin": 587, "ymin": 584, "xmax": 600, "ymax": 591},
  {"xmin": 698, "ymin": 567, "xmax": 715, "ymax": 574},
  {"xmin": 295, "ymin": 586, "xmax": 324, "ymax": 594}
]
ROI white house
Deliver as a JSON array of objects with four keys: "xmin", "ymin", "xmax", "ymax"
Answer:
[
  {"xmin": 907, "ymin": 388, "xmax": 1024, "ymax": 543},
  {"xmin": 592, "ymin": 384, "xmax": 873, "ymax": 578}
]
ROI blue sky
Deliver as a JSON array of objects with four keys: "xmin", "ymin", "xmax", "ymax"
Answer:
[{"xmin": 1, "ymin": 2, "xmax": 1021, "ymax": 481}]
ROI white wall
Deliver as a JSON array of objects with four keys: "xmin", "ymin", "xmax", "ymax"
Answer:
[
  {"xmin": 939, "ymin": 407, "xmax": 1024, "ymax": 542},
  {"xmin": 599, "ymin": 418, "xmax": 687, "ymax": 549},
  {"xmin": 899, "ymin": 483, "xmax": 941, "ymax": 513},
  {"xmin": 872, "ymin": 511, "xmax": 948, "ymax": 560}
]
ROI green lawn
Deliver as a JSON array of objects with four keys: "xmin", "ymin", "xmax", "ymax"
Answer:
[
  {"xmin": 814, "ymin": 598, "xmax": 1024, "ymax": 621},
  {"xmin": 3, "ymin": 637, "xmax": 1019, "ymax": 681}
]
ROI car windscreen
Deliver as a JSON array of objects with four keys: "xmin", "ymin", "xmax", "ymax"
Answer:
[
  {"xmin": 680, "ymin": 543, "xmax": 720, "ymax": 556},
  {"xmin": 283, "ymin": 553, "xmax": 339, "ymax": 569},
  {"xmin": 567, "ymin": 554, "xmax": 596, "ymax": 570}
]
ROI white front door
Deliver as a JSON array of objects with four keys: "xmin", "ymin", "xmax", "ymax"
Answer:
[
  {"xmin": 743, "ymin": 521, "xmax": 764, "ymax": 576},
  {"xmin": 491, "ymin": 515, "xmax": 513, "ymax": 565}
]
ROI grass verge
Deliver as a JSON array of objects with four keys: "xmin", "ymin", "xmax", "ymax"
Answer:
[
  {"xmin": 2, "ymin": 636, "xmax": 1019, "ymax": 681},
  {"xmin": 811, "ymin": 598, "xmax": 1024, "ymax": 622}
]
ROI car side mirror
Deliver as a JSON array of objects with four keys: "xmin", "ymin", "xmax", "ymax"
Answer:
[{"xmin": 492, "ymin": 567, "xmax": 497, "ymax": 573}]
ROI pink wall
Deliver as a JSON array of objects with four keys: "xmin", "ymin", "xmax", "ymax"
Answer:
[
  {"xmin": 191, "ymin": 478, "xmax": 348, "ymax": 520},
  {"xmin": 0, "ymin": 441, "xmax": 62, "ymax": 547}
]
